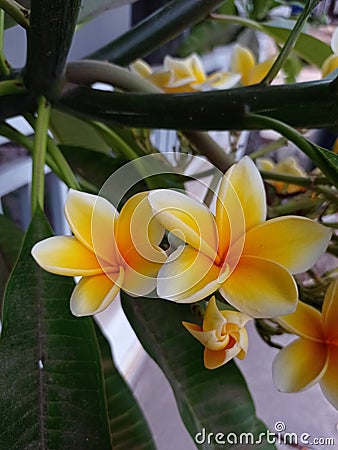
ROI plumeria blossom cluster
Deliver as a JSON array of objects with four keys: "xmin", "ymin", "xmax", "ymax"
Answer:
[
  {"xmin": 32, "ymin": 157, "xmax": 335, "ymax": 407},
  {"xmin": 130, "ymin": 44, "xmax": 275, "ymax": 92}
]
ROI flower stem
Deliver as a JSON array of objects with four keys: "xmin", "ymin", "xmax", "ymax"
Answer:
[
  {"xmin": 315, "ymin": 186, "xmax": 338, "ymax": 207},
  {"xmin": 24, "ymin": 113, "xmax": 81, "ymax": 190},
  {"xmin": 92, "ymin": 121, "xmax": 160, "ymax": 190},
  {"xmin": 0, "ymin": 0, "xmax": 29, "ymax": 29},
  {"xmin": 268, "ymin": 198, "xmax": 322, "ymax": 216},
  {"xmin": 0, "ymin": 121, "xmax": 78, "ymax": 188},
  {"xmin": 260, "ymin": 170, "xmax": 329, "ymax": 188},
  {"xmin": 66, "ymin": 60, "xmax": 162, "ymax": 94},
  {"xmin": 261, "ymin": 0, "xmax": 321, "ymax": 85},
  {"xmin": 0, "ymin": 8, "xmax": 9, "ymax": 76},
  {"xmin": 250, "ymin": 137, "xmax": 288, "ymax": 160},
  {"xmin": 246, "ymin": 112, "xmax": 338, "ymax": 189},
  {"xmin": 31, "ymin": 97, "xmax": 51, "ymax": 214}
]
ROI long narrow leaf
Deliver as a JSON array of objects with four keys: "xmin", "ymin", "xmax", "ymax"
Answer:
[
  {"xmin": 94, "ymin": 322, "xmax": 156, "ymax": 450},
  {"xmin": 0, "ymin": 214, "xmax": 23, "ymax": 311},
  {"xmin": 121, "ymin": 292, "xmax": 275, "ymax": 450},
  {"xmin": 0, "ymin": 209, "xmax": 112, "ymax": 449},
  {"xmin": 78, "ymin": 0, "xmax": 140, "ymax": 25},
  {"xmin": 88, "ymin": 0, "xmax": 226, "ymax": 64}
]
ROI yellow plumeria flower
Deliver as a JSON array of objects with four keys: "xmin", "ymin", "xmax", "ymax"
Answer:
[
  {"xmin": 257, "ymin": 156, "xmax": 306, "ymax": 194},
  {"xmin": 148, "ymin": 157, "xmax": 331, "ymax": 318},
  {"xmin": 230, "ymin": 44, "xmax": 275, "ymax": 86},
  {"xmin": 183, "ymin": 296, "xmax": 251, "ymax": 369},
  {"xmin": 322, "ymin": 27, "xmax": 338, "ymax": 77},
  {"xmin": 32, "ymin": 190, "xmax": 167, "ymax": 316},
  {"xmin": 273, "ymin": 278, "xmax": 338, "ymax": 410},
  {"xmin": 130, "ymin": 53, "xmax": 241, "ymax": 92}
]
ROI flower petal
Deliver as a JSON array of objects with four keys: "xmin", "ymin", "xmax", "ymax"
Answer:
[
  {"xmin": 122, "ymin": 265, "xmax": 157, "ymax": 297},
  {"xmin": 220, "ymin": 310, "xmax": 252, "ymax": 328},
  {"xmin": 216, "ymin": 157, "xmax": 266, "ymax": 257},
  {"xmin": 247, "ymin": 57, "xmax": 275, "ymax": 85},
  {"xmin": 110, "ymin": 193, "xmax": 167, "ymax": 297},
  {"xmin": 321, "ymin": 54, "xmax": 338, "ymax": 77},
  {"xmin": 257, "ymin": 157, "xmax": 306, "ymax": 194},
  {"xmin": 243, "ymin": 216, "xmax": 331, "ymax": 274},
  {"xmin": 65, "ymin": 189, "xmax": 118, "ymax": 262},
  {"xmin": 148, "ymin": 71, "xmax": 173, "ymax": 89},
  {"xmin": 193, "ymin": 72, "xmax": 241, "ymax": 91},
  {"xmin": 130, "ymin": 59, "xmax": 152, "ymax": 77},
  {"xmin": 31, "ymin": 236, "xmax": 103, "ymax": 276},
  {"xmin": 156, "ymin": 245, "xmax": 221, "ymax": 303},
  {"xmin": 320, "ymin": 344, "xmax": 338, "ymax": 410},
  {"xmin": 204, "ymin": 344, "xmax": 241, "ymax": 369},
  {"xmin": 230, "ymin": 45, "xmax": 255, "ymax": 86},
  {"xmin": 277, "ymin": 300, "xmax": 324, "ymax": 341},
  {"xmin": 148, "ymin": 189, "xmax": 218, "ymax": 261},
  {"xmin": 203, "ymin": 296, "xmax": 227, "ymax": 334},
  {"xmin": 237, "ymin": 327, "xmax": 249, "ymax": 359},
  {"xmin": 164, "ymin": 53, "xmax": 205, "ymax": 82},
  {"xmin": 70, "ymin": 269, "xmax": 124, "ymax": 316},
  {"xmin": 322, "ymin": 278, "xmax": 338, "ymax": 341},
  {"xmin": 115, "ymin": 192, "xmax": 167, "ymax": 270},
  {"xmin": 272, "ymin": 338, "xmax": 329, "ymax": 392},
  {"xmin": 220, "ymin": 256, "xmax": 297, "ymax": 318},
  {"xmin": 183, "ymin": 322, "xmax": 229, "ymax": 351}
]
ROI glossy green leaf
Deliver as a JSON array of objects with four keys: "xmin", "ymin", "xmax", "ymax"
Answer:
[
  {"xmin": 0, "ymin": 214, "xmax": 23, "ymax": 312},
  {"xmin": 60, "ymin": 134, "xmax": 186, "ymax": 195},
  {"xmin": 50, "ymin": 109, "xmax": 111, "ymax": 154},
  {"xmin": 78, "ymin": 0, "xmax": 140, "ymax": 25},
  {"xmin": 88, "ymin": 0, "xmax": 226, "ymax": 64},
  {"xmin": 60, "ymin": 145, "xmax": 129, "ymax": 191},
  {"xmin": 0, "ymin": 209, "xmax": 112, "ymax": 449},
  {"xmin": 177, "ymin": 0, "xmax": 239, "ymax": 56},
  {"xmin": 316, "ymin": 146, "xmax": 338, "ymax": 186},
  {"xmin": 94, "ymin": 322, "xmax": 156, "ymax": 450},
  {"xmin": 121, "ymin": 292, "xmax": 276, "ymax": 450},
  {"xmin": 262, "ymin": 19, "xmax": 332, "ymax": 67}
]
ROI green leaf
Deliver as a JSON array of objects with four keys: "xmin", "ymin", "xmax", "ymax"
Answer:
[
  {"xmin": 246, "ymin": 0, "xmax": 276, "ymax": 21},
  {"xmin": 0, "ymin": 214, "xmax": 23, "ymax": 310},
  {"xmin": 94, "ymin": 322, "xmax": 156, "ymax": 450},
  {"xmin": 78, "ymin": 0, "xmax": 140, "ymax": 25},
  {"xmin": 178, "ymin": 0, "xmax": 239, "ymax": 56},
  {"xmin": 282, "ymin": 53, "xmax": 303, "ymax": 83},
  {"xmin": 262, "ymin": 19, "xmax": 332, "ymax": 67},
  {"xmin": 0, "ymin": 209, "xmax": 112, "ymax": 449},
  {"xmin": 60, "ymin": 144, "xmax": 129, "ymax": 191},
  {"xmin": 60, "ymin": 143, "xmax": 185, "ymax": 195},
  {"xmin": 50, "ymin": 109, "xmax": 111, "ymax": 154},
  {"xmin": 121, "ymin": 293, "xmax": 275, "ymax": 450},
  {"xmin": 316, "ymin": 146, "xmax": 338, "ymax": 187},
  {"xmin": 88, "ymin": 0, "xmax": 227, "ymax": 64}
]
